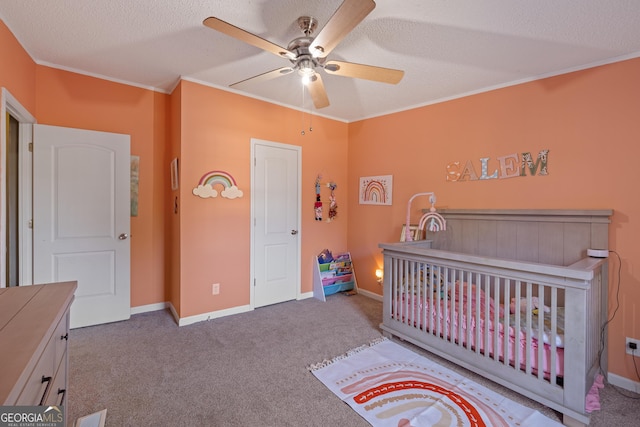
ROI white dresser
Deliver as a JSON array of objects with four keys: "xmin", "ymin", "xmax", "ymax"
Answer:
[{"xmin": 0, "ymin": 281, "xmax": 76, "ymax": 416}]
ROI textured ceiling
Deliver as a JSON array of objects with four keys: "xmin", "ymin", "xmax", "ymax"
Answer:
[{"xmin": 1, "ymin": 0, "xmax": 639, "ymax": 122}]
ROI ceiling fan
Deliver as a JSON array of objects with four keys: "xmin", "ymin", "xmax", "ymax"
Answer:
[{"xmin": 203, "ymin": 0, "xmax": 404, "ymax": 109}]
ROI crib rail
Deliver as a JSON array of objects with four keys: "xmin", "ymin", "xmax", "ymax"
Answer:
[{"xmin": 379, "ymin": 241, "xmax": 607, "ymax": 423}]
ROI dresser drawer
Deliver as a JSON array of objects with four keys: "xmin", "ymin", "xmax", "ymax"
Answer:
[
  {"xmin": 54, "ymin": 311, "xmax": 69, "ymax": 370},
  {"xmin": 15, "ymin": 333, "xmax": 57, "ymax": 405},
  {"xmin": 46, "ymin": 357, "xmax": 67, "ymax": 407}
]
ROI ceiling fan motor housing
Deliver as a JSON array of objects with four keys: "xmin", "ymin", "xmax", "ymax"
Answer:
[{"xmin": 287, "ymin": 35, "xmax": 326, "ymax": 73}]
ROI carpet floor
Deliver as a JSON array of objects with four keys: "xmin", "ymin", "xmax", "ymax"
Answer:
[{"xmin": 67, "ymin": 294, "xmax": 639, "ymax": 426}]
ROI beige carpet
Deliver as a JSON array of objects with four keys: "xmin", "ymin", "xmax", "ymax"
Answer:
[{"xmin": 67, "ymin": 293, "xmax": 640, "ymax": 426}]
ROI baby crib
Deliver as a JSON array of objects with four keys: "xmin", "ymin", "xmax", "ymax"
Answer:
[{"xmin": 379, "ymin": 209, "xmax": 612, "ymax": 426}]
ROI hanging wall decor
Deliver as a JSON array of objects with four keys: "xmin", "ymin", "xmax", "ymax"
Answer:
[
  {"xmin": 327, "ymin": 182, "xmax": 338, "ymax": 222},
  {"xmin": 314, "ymin": 175, "xmax": 323, "ymax": 221},
  {"xmin": 313, "ymin": 175, "xmax": 339, "ymax": 222},
  {"xmin": 192, "ymin": 170, "xmax": 244, "ymax": 199},
  {"xmin": 130, "ymin": 155, "xmax": 140, "ymax": 216},
  {"xmin": 359, "ymin": 175, "xmax": 392, "ymax": 205}
]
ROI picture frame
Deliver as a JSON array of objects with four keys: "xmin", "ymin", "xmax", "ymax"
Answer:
[
  {"xmin": 400, "ymin": 224, "xmax": 424, "ymax": 242},
  {"xmin": 359, "ymin": 175, "xmax": 392, "ymax": 205},
  {"xmin": 170, "ymin": 158, "xmax": 179, "ymax": 190}
]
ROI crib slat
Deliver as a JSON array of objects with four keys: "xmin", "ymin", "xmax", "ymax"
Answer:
[
  {"xmin": 426, "ymin": 262, "xmax": 433, "ymax": 335},
  {"xmin": 514, "ymin": 282, "xmax": 522, "ymax": 371},
  {"xmin": 524, "ymin": 282, "xmax": 532, "ymax": 375},
  {"xmin": 474, "ymin": 273, "xmax": 481, "ymax": 355},
  {"xmin": 392, "ymin": 257, "xmax": 398, "ymax": 323},
  {"xmin": 431, "ymin": 266, "xmax": 443, "ymax": 336},
  {"xmin": 537, "ymin": 284, "xmax": 545, "ymax": 381},
  {"xmin": 503, "ymin": 281, "xmax": 511, "ymax": 369},
  {"xmin": 550, "ymin": 286, "xmax": 558, "ymax": 385},
  {"xmin": 455, "ymin": 270, "xmax": 464, "ymax": 347},
  {"xmin": 493, "ymin": 276, "xmax": 500, "ymax": 363},
  {"xmin": 423, "ymin": 262, "xmax": 430, "ymax": 335},
  {"xmin": 445, "ymin": 269, "xmax": 452, "ymax": 343},
  {"xmin": 482, "ymin": 274, "xmax": 490, "ymax": 359},
  {"xmin": 465, "ymin": 273, "xmax": 472, "ymax": 350}
]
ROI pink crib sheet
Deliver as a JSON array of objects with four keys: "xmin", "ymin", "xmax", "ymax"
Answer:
[{"xmin": 393, "ymin": 284, "xmax": 564, "ymax": 377}]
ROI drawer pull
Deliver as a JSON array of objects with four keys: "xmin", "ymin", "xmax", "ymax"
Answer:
[
  {"xmin": 61, "ymin": 333, "xmax": 69, "ymax": 341},
  {"xmin": 57, "ymin": 388, "xmax": 66, "ymax": 406},
  {"xmin": 39, "ymin": 376, "xmax": 52, "ymax": 406}
]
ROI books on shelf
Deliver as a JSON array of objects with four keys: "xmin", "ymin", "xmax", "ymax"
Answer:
[{"xmin": 313, "ymin": 251, "xmax": 357, "ymax": 301}]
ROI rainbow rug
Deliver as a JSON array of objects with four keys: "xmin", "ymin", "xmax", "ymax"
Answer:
[{"xmin": 309, "ymin": 338, "xmax": 562, "ymax": 427}]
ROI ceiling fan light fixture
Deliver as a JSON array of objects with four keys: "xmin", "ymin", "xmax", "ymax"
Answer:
[
  {"xmin": 297, "ymin": 56, "xmax": 316, "ymax": 84},
  {"xmin": 301, "ymin": 74, "xmax": 313, "ymax": 85},
  {"xmin": 299, "ymin": 68, "xmax": 315, "ymax": 85}
]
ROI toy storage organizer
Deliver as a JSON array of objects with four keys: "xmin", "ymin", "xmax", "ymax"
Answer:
[{"xmin": 313, "ymin": 252, "xmax": 357, "ymax": 301}]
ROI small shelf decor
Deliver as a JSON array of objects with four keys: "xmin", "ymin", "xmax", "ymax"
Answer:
[{"xmin": 313, "ymin": 249, "xmax": 357, "ymax": 301}]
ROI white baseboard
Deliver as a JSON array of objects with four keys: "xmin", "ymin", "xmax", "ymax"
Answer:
[
  {"xmin": 133, "ymin": 301, "xmax": 253, "ymax": 327},
  {"xmin": 608, "ymin": 372, "xmax": 640, "ymax": 394},
  {"xmin": 357, "ymin": 287, "xmax": 383, "ymax": 301},
  {"xmin": 298, "ymin": 291, "xmax": 314, "ymax": 300},
  {"xmin": 130, "ymin": 302, "xmax": 168, "ymax": 315},
  {"xmin": 176, "ymin": 304, "xmax": 254, "ymax": 327},
  {"xmin": 139, "ymin": 286, "xmax": 383, "ymax": 327}
]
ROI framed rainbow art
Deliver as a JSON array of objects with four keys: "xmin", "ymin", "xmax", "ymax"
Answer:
[{"xmin": 359, "ymin": 175, "xmax": 392, "ymax": 205}]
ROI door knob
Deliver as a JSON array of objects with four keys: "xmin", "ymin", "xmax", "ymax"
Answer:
[
  {"xmin": 290, "ymin": 230, "xmax": 298, "ymax": 235},
  {"xmin": 119, "ymin": 233, "xmax": 129, "ymax": 240}
]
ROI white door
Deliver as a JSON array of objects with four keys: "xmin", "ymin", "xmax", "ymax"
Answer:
[
  {"xmin": 33, "ymin": 124, "xmax": 131, "ymax": 328},
  {"xmin": 252, "ymin": 139, "xmax": 300, "ymax": 308}
]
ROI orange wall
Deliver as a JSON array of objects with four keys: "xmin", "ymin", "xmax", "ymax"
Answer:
[
  {"xmin": 347, "ymin": 58, "xmax": 640, "ymax": 382},
  {"xmin": 175, "ymin": 80, "xmax": 349, "ymax": 317},
  {"xmin": 34, "ymin": 66, "xmax": 168, "ymax": 308},
  {"xmin": 0, "ymin": 20, "xmax": 36, "ymax": 112}
]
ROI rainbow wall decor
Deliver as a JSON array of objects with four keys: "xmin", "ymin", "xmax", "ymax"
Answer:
[
  {"xmin": 359, "ymin": 175, "xmax": 392, "ymax": 205},
  {"xmin": 192, "ymin": 170, "xmax": 244, "ymax": 199}
]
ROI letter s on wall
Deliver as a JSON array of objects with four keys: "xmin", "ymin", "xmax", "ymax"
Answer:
[{"xmin": 446, "ymin": 162, "xmax": 461, "ymax": 182}]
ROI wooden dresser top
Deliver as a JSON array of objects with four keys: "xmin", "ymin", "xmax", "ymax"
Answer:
[{"xmin": 0, "ymin": 282, "xmax": 76, "ymax": 404}]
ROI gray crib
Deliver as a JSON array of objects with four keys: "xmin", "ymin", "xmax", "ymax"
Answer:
[{"xmin": 379, "ymin": 209, "xmax": 612, "ymax": 426}]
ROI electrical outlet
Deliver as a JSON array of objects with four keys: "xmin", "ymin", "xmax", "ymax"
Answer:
[
  {"xmin": 212, "ymin": 283, "xmax": 220, "ymax": 295},
  {"xmin": 625, "ymin": 337, "xmax": 640, "ymax": 355}
]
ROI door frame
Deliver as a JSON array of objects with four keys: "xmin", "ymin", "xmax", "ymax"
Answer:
[
  {"xmin": 250, "ymin": 138, "xmax": 302, "ymax": 308},
  {"xmin": 1, "ymin": 88, "xmax": 35, "ymax": 288}
]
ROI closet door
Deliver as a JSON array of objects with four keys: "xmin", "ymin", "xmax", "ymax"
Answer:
[{"xmin": 252, "ymin": 139, "xmax": 300, "ymax": 308}]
